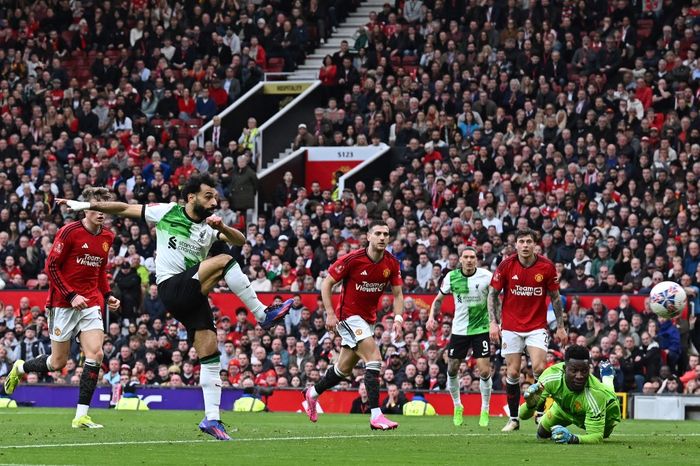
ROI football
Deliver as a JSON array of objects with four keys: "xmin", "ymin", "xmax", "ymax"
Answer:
[{"xmin": 649, "ymin": 281, "xmax": 687, "ymax": 319}]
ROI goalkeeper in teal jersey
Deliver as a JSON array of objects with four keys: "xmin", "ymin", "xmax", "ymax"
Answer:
[{"xmin": 519, "ymin": 344, "xmax": 622, "ymax": 444}]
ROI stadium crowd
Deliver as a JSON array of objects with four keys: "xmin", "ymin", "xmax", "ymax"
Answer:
[{"xmin": 2, "ymin": 0, "xmax": 700, "ymax": 409}]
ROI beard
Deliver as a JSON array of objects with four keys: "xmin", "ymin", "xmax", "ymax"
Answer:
[{"xmin": 193, "ymin": 202, "xmax": 215, "ymax": 220}]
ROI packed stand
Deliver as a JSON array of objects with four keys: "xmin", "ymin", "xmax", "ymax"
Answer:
[{"xmin": 2, "ymin": 0, "xmax": 700, "ymax": 407}]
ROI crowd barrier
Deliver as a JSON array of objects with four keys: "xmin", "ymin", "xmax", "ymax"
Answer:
[{"xmin": 7, "ymin": 385, "xmax": 634, "ymax": 419}]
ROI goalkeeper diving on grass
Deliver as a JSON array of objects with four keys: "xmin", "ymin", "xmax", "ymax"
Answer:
[{"xmin": 519, "ymin": 344, "xmax": 622, "ymax": 445}]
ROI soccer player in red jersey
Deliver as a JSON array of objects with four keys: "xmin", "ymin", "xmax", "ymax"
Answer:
[
  {"xmin": 303, "ymin": 221, "xmax": 404, "ymax": 430},
  {"xmin": 487, "ymin": 228, "xmax": 567, "ymax": 432},
  {"xmin": 4, "ymin": 188, "xmax": 120, "ymax": 428}
]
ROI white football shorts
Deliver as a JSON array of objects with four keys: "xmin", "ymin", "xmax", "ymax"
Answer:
[
  {"xmin": 501, "ymin": 328, "xmax": 549, "ymax": 355},
  {"xmin": 48, "ymin": 306, "xmax": 103, "ymax": 342},
  {"xmin": 336, "ymin": 315, "xmax": 374, "ymax": 349}
]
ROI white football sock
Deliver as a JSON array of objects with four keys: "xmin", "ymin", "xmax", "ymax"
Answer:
[
  {"xmin": 370, "ymin": 407, "xmax": 382, "ymax": 420},
  {"xmin": 224, "ymin": 261, "xmax": 266, "ymax": 321},
  {"xmin": 75, "ymin": 404, "xmax": 89, "ymax": 418},
  {"xmin": 200, "ymin": 359, "xmax": 222, "ymax": 421},
  {"xmin": 447, "ymin": 373, "xmax": 461, "ymax": 407},
  {"xmin": 479, "ymin": 376, "xmax": 492, "ymax": 411}
]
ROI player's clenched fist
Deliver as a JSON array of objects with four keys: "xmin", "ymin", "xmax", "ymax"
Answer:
[
  {"xmin": 489, "ymin": 322, "xmax": 501, "ymax": 343},
  {"xmin": 325, "ymin": 312, "xmax": 338, "ymax": 332},
  {"xmin": 70, "ymin": 294, "xmax": 89, "ymax": 310},
  {"xmin": 107, "ymin": 296, "xmax": 121, "ymax": 312},
  {"xmin": 205, "ymin": 215, "xmax": 224, "ymax": 230}
]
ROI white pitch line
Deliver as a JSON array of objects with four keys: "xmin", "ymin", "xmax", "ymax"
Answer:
[{"xmin": 0, "ymin": 432, "xmax": 699, "ymax": 449}]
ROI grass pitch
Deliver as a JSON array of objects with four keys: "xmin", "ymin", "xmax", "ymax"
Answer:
[{"xmin": 0, "ymin": 409, "xmax": 697, "ymax": 465}]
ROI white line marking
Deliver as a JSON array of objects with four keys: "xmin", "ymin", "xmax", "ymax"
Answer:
[{"xmin": 0, "ymin": 432, "xmax": 699, "ymax": 449}]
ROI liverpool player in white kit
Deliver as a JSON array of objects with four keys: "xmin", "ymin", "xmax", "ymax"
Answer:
[
  {"xmin": 53, "ymin": 174, "xmax": 292, "ymax": 440},
  {"xmin": 428, "ymin": 247, "xmax": 493, "ymax": 427},
  {"xmin": 4, "ymin": 188, "xmax": 121, "ymax": 428},
  {"xmin": 304, "ymin": 221, "xmax": 404, "ymax": 430},
  {"xmin": 487, "ymin": 228, "xmax": 567, "ymax": 432}
]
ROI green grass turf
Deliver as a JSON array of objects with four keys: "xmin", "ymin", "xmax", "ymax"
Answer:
[{"xmin": 0, "ymin": 409, "xmax": 698, "ymax": 465}]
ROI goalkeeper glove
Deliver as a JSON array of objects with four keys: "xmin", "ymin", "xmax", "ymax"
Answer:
[
  {"xmin": 523, "ymin": 382, "xmax": 543, "ymax": 409},
  {"xmin": 551, "ymin": 425, "xmax": 579, "ymax": 444},
  {"xmin": 599, "ymin": 360, "xmax": 614, "ymax": 378}
]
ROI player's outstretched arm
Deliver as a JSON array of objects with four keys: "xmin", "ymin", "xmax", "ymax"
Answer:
[
  {"xmin": 56, "ymin": 198, "xmax": 143, "ymax": 219},
  {"xmin": 548, "ymin": 289, "xmax": 568, "ymax": 344}
]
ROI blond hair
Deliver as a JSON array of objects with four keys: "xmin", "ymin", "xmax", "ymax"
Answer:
[{"xmin": 81, "ymin": 187, "xmax": 113, "ymax": 203}]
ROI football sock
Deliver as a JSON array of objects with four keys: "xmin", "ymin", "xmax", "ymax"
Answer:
[
  {"xmin": 22, "ymin": 354, "xmax": 54, "ymax": 374},
  {"xmin": 365, "ymin": 361, "xmax": 382, "ymax": 420},
  {"xmin": 223, "ymin": 259, "xmax": 267, "ymax": 321},
  {"xmin": 479, "ymin": 375, "xmax": 492, "ymax": 411},
  {"xmin": 506, "ymin": 376, "xmax": 520, "ymax": 420},
  {"xmin": 76, "ymin": 358, "xmax": 100, "ymax": 417},
  {"xmin": 313, "ymin": 365, "xmax": 345, "ymax": 398},
  {"xmin": 447, "ymin": 373, "xmax": 461, "ymax": 406},
  {"xmin": 200, "ymin": 352, "xmax": 223, "ymax": 421}
]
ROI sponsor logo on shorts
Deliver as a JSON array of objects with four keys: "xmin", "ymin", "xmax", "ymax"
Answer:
[
  {"xmin": 534, "ymin": 273, "xmax": 544, "ymax": 283},
  {"xmin": 54, "ymin": 328, "xmax": 61, "ymax": 336},
  {"xmin": 502, "ymin": 341, "xmax": 507, "ymax": 350},
  {"xmin": 510, "ymin": 285, "xmax": 543, "ymax": 296},
  {"xmin": 355, "ymin": 329, "xmax": 363, "ymax": 336}
]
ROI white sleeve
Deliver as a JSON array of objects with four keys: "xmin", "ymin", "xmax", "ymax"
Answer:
[
  {"xmin": 439, "ymin": 272, "xmax": 451, "ymax": 295},
  {"xmin": 142, "ymin": 202, "xmax": 177, "ymax": 223}
]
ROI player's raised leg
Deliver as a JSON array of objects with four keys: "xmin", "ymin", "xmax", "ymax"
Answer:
[
  {"xmin": 304, "ymin": 347, "xmax": 358, "ymax": 422},
  {"xmin": 196, "ymin": 254, "xmax": 292, "ymax": 329},
  {"xmin": 4, "ymin": 341, "xmax": 66, "ymax": 395},
  {"xmin": 355, "ymin": 336, "xmax": 398, "ymax": 430},
  {"xmin": 72, "ymin": 328, "xmax": 104, "ymax": 428},
  {"xmin": 193, "ymin": 328, "xmax": 231, "ymax": 440}
]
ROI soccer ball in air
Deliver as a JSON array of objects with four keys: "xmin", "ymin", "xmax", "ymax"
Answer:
[{"xmin": 649, "ymin": 281, "xmax": 687, "ymax": 319}]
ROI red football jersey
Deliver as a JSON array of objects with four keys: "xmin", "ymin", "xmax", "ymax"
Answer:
[
  {"xmin": 490, "ymin": 254, "xmax": 559, "ymax": 332},
  {"xmin": 328, "ymin": 249, "xmax": 402, "ymax": 324},
  {"xmin": 46, "ymin": 220, "xmax": 114, "ymax": 309}
]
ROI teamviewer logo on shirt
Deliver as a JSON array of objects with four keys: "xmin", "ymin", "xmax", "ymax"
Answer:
[{"xmin": 510, "ymin": 285, "xmax": 543, "ymax": 296}]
